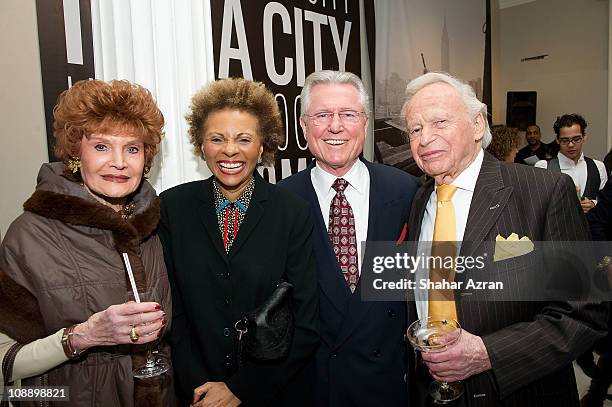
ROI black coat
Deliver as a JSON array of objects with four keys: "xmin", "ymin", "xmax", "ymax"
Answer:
[
  {"xmin": 588, "ymin": 178, "xmax": 612, "ymax": 241},
  {"xmin": 279, "ymin": 159, "xmax": 419, "ymax": 407},
  {"xmin": 159, "ymin": 173, "xmax": 319, "ymax": 407}
]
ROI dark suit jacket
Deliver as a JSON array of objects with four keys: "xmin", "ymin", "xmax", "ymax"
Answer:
[
  {"xmin": 588, "ymin": 178, "xmax": 612, "ymax": 241},
  {"xmin": 279, "ymin": 159, "xmax": 419, "ymax": 407},
  {"xmin": 407, "ymin": 152, "xmax": 608, "ymax": 407},
  {"xmin": 159, "ymin": 173, "xmax": 320, "ymax": 407}
]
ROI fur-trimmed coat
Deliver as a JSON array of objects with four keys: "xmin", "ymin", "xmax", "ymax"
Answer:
[{"xmin": 0, "ymin": 162, "xmax": 173, "ymax": 407}]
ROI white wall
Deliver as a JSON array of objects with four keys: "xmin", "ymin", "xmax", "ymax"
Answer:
[
  {"xmin": 0, "ymin": 0, "xmax": 48, "ymax": 239},
  {"xmin": 491, "ymin": 0, "xmax": 503, "ymax": 127},
  {"xmin": 493, "ymin": 0, "xmax": 609, "ymax": 159}
]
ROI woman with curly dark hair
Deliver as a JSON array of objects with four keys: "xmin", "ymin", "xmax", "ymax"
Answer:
[
  {"xmin": 486, "ymin": 125, "xmax": 521, "ymax": 162},
  {"xmin": 0, "ymin": 79, "xmax": 174, "ymax": 406},
  {"xmin": 159, "ymin": 78, "xmax": 319, "ymax": 407}
]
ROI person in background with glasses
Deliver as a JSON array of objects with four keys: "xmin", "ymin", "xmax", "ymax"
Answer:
[
  {"xmin": 535, "ymin": 114, "xmax": 607, "ymax": 213},
  {"xmin": 279, "ymin": 70, "xmax": 419, "ymax": 407}
]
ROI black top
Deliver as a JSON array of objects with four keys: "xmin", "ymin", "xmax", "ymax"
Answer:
[
  {"xmin": 515, "ymin": 142, "xmax": 557, "ymax": 164},
  {"xmin": 160, "ymin": 172, "xmax": 319, "ymax": 407}
]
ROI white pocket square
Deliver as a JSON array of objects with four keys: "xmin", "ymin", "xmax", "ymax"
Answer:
[{"xmin": 494, "ymin": 233, "xmax": 534, "ymax": 262}]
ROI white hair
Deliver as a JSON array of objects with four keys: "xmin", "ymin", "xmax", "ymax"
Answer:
[
  {"xmin": 300, "ymin": 70, "xmax": 370, "ymax": 118},
  {"xmin": 401, "ymin": 72, "xmax": 492, "ymax": 148}
]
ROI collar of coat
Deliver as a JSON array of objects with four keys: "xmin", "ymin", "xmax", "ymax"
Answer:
[
  {"xmin": 22, "ymin": 184, "xmax": 160, "ymax": 253},
  {"xmin": 0, "ymin": 165, "xmax": 160, "ymax": 343}
]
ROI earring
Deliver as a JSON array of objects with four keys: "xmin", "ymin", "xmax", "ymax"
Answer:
[
  {"xmin": 66, "ymin": 156, "xmax": 81, "ymax": 173},
  {"xmin": 144, "ymin": 165, "xmax": 151, "ymax": 175}
]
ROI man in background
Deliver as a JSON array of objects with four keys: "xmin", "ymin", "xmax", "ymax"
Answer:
[
  {"xmin": 535, "ymin": 114, "xmax": 607, "ymax": 213},
  {"xmin": 514, "ymin": 123, "xmax": 556, "ymax": 164}
]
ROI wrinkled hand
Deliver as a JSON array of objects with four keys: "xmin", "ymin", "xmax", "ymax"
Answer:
[
  {"xmin": 71, "ymin": 301, "xmax": 166, "ymax": 351},
  {"xmin": 192, "ymin": 382, "xmax": 241, "ymax": 407},
  {"xmin": 580, "ymin": 199, "xmax": 595, "ymax": 213},
  {"xmin": 421, "ymin": 329, "xmax": 491, "ymax": 382}
]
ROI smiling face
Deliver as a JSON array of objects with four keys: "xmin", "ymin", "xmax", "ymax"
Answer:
[
  {"xmin": 201, "ymin": 109, "xmax": 263, "ymax": 201},
  {"xmin": 79, "ymin": 131, "xmax": 145, "ymax": 210},
  {"xmin": 404, "ymin": 82, "xmax": 484, "ymax": 185},
  {"xmin": 525, "ymin": 125, "xmax": 541, "ymax": 146},
  {"xmin": 300, "ymin": 83, "xmax": 367, "ymax": 177}
]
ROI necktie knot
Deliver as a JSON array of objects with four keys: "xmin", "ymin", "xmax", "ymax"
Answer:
[
  {"xmin": 436, "ymin": 184, "xmax": 457, "ymax": 203},
  {"xmin": 332, "ymin": 178, "xmax": 348, "ymax": 193}
]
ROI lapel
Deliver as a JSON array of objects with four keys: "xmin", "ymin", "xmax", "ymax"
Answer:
[
  {"xmin": 363, "ymin": 162, "xmax": 386, "ymax": 242},
  {"xmin": 404, "ymin": 179, "xmax": 433, "ymax": 320},
  {"xmin": 407, "ymin": 178, "xmax": 434, "ymax": 241},
  {"xmin": 460, "ymin": 153, "xmax": 513, "ymax": 258},
  {"xmin": 197, "ymin": 177, "xmax": 228, "ymax": 263},
  {"xmin": 301, "ymin": 164, "xmax": 352, "ymax": 316},
  {"xmin": 228, "ymin": 173, "xmax": 269, "ymax": 259}
]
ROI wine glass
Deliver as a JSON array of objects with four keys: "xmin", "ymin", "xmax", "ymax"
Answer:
[
  {"xmin": 407, "ymin": 317, "xmax": 463, "ymax": 404},
  {"xmin": 127, "ymin": 290, "xmax": 170, "ymax": 379}
]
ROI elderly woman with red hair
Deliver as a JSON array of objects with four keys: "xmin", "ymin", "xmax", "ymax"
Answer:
[{"xmin": 0, "ymin": 79, "xmax": 173, "ymax": 406}]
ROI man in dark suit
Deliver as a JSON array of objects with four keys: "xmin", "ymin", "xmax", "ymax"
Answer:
[
  {"xmin": 402, "ymin": 72, "xmax": 608, "ymax": 406},
  {"xmin": 279, "ymin": 70, "xmax": 419, "ymax": 407},
  {"xmin": 589, "ymin": 179, "xmax": 612, "ymax": 241},
  {"xmin": 581, "ymin": 179, "xmax": 612, "ymax": 405}
]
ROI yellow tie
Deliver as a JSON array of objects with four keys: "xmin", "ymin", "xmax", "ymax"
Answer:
[{"xmin": 428, "ymin": 184, "xmax": 458, "ymax": 320}]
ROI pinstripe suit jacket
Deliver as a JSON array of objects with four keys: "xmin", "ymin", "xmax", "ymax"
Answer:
[{"xmin": 407, "ymin": 152, "xmax": 608, "ymax": 407}]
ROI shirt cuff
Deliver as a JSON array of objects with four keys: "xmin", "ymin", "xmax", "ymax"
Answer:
[{"xmin": 11, "ymin": 329, "xmax": 69, "ymax": 381}]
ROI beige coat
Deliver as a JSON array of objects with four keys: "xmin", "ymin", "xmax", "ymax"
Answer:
[{"xmin": 0, "ymin": 163, "xmax": 173, "ymax": 407}]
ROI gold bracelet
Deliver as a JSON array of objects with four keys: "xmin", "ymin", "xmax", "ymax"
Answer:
[{"xmin": 61, "ymin": 325, "xmax": 85, "ymax": 359}]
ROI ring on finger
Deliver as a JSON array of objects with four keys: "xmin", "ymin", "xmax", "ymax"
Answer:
[
  {"xmin": 143, "ymin": 327, "xmax": 163, "ymax": 337},
  {"xmin": 129, "ymin": 325, "xmax": 140, "ymax": 343}
]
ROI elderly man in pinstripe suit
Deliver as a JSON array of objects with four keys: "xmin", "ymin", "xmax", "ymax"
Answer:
[{"xmin": 402, "ymin": 72, "xmax": 608, "ymax": 406}]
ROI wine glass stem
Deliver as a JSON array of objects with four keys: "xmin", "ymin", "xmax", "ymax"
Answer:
[{"xmin": 145, "ymin": 346, "xmax": 156, "ymax": 367}]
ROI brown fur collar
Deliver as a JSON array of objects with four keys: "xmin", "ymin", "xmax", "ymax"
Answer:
[
  {"xmin": 23, "ymin": 189, "xmax": 160, "ymax": 252},
  {"xmin": 0, "ymin": 271, "xmax": 45, "ymax": 343},
  {"xmin": 0, "ymin": 189, "xmax": 161, "ymax": 344}
]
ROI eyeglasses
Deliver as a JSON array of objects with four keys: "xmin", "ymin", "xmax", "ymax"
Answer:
[
  {"xmin": 558, "ymin": 135, "xmax": 584, "ymax": 145},
  {"xmin": 305, "ymin": 110, "xmax": 365, "ymax": 126}
]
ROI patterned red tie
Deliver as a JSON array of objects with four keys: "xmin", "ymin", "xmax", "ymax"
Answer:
[{"xmin": 328, "ymin": 178, "xmax": 359, "ymax": 293}]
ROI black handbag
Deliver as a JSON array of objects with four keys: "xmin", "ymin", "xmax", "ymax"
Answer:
[{"xmin": 234, "ymin": 281, "xmax": 294, "ymax": 362}]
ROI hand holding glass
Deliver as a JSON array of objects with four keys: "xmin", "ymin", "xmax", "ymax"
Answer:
[
  {"xmin": 128, "ymin": 290, "xmax": 170, "ymax": 379},
  {"xmin": 407, "ymin": 317, "xmax": 463, "ymax": 404}
]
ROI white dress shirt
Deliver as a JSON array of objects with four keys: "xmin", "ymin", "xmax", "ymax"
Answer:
[
  {"xmin": 535, "ymin": 152, "xmax": 607, "ymax": 200},
  {"xmin": 415, "ymin": 149, "xmax": 484, "ymax": 320},
  {"xmin": 311, "ymin": 160, "xmax": 370, "ymax": 275}
]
